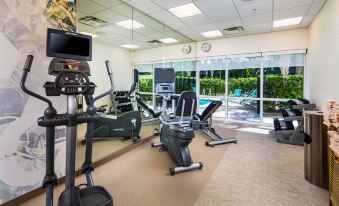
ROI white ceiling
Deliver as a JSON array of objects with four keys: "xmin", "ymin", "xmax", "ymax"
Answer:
[
  {"xmin": 77, "ymin": 0, "xmax": 327, "ymax": 49},
  {"xmin": 77, "ymin": 0, "xmax": 192, "ymax": 49},
  {"xmin": 123, "ymin": 0, "xmax": 327, "ymax": 41}
]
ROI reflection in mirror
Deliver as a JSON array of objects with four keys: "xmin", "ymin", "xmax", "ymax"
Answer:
[{"xmin": 76, "ymin": 0, "xmax": 193, "ymax": 167}]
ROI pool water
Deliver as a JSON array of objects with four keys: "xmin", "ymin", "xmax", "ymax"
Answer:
[{"xmin": 199, "ymin": 99, "xmax": 213, "ymax": 105}]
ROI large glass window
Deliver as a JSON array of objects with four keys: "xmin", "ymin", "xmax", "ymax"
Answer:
[
  {"xmin": 198, "ymin": 59, "xmax": 225, "ymax": 96},
  {"xmin": 134, "ymin": 52, "xmax": 305, "ymax": 124},
  {"xmin": 227, "ymin": 56, "xmax": 261, "ymax": 122},
  {"xmin": 135, "ymin": 64, "xmax": 153, "ymax": 93},
  {"xmin": 263, "ymin": 54, "xmax": 304, "ymax": 99},
  {"xmin": 173, "ymin": 61, "xmax": 196, "ymax": 94}
]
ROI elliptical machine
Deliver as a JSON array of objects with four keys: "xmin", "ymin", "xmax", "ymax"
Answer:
[
  {"xmin": 81, "ymin": 82, "xmax": 142, "ymax": 144},
  {"xmin": 151, "ymin": 68, "xmax": 203, "ymax": 175},
  {"xmin": 20, "ymin": 28, "xmax": 113, "ymax": 206}
]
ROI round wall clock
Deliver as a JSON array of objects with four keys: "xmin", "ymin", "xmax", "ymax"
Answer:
[
  {"xmin": 201, "ymin": 42, "xmax": 211, "ymax": 52},
  {"xmin": 182, "ymin": 45, "xmax": 192, "ymax": 54}
]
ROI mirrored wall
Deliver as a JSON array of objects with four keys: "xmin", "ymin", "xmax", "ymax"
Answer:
[{"xmin": 75, "ymin": 0, "xmax": 194, "ymax": 167}]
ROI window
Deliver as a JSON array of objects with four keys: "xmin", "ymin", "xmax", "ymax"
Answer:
[
  {"xmin": 227, "ymin": 56, "xmax": 261, "ymax": 122},
  {"xmin": 134, "ymin": 51, "xmax": 305, "ymax": 124},
  {"xmin": 197, "ymin": 58, "xmax": 225, "ymax": 96},
  {"xmin": 263, "ymin": 54, "xmax": 304, "ymax": 99},
  {"xmin": 262, "ymin": 53, "xmax": 305, "ymax": 124},
  {"xmin": 135, "ymin": 64, "xmax": 153, "ymax": 93},
  {"xmin": 173, "ymin": 61, "xmax": 196, "ymax": 94}
]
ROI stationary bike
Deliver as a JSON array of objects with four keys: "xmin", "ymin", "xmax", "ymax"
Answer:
[
  {"xmin": 151, "ymin": 68, "xmax": 203, "ymax": 175},
  {"xmin": 20, "ymin": 28, "xmax": 113, "ymax": 206}
]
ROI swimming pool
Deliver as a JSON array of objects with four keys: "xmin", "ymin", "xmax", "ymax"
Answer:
[
  {"xmin": 199, "ymin": 99, "xmax": 213, "ymax": 105},
  {"xmin": 199, "ymin": 98, "xmax": 224, "ymax": 106}
]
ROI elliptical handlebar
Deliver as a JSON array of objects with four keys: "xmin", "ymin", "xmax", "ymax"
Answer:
[
  {"xmin": 20, "ymin": 55, "xmax": 53, "ymax": 108},
  {"xmin": 90, "ymin": 60, "xmax": 115, "ymax": 106}
]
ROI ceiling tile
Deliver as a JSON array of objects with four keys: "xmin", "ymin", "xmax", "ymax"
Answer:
[
  {"xmin": 214, "ymin": 18, "xmax": 243, "ymax": 29},
  {"xmin": 274, "ymin": 0, "xmax": 313, "ymax": 11},
  {"xmin": 273, "ymin": 5, "xmax": 309, "ymax": 20},
  {"xmin": 313, "ymin": 0, "xmax": 327, "ymax": 3},
  {"xmin": 237, "ymin": 0, "xmax": 272, "ymax": 17},
  {"xmin": 300, "ymin": 14, "xmax": 316, "ymax": 27},
  {"xmin": 194, "ymin": 0, "xmax": 234, "ymax": 13},
  {"xmin": 91, "ymin": 0, "xmax": 122, "ymax": 8},
  {"xmin": 111, "ymin": 3, "xmax": 133, "ymax": 18},
  {"xmin": 78, "ymin": 23, "xmax": 95, "ymax": 32},
  {"xmin": 245, "ymin": 22, "xmax": 272, "ymax": 34},
  {"xmin": 233, "ymin": 0, "xmax": 272, "ymax": 6},
  {"xmin": 148, "ymin": 10, "xmax": 178, "ymax": 23},
  {"xmin": 151, "ymin": 0, "xmax": 193, "ymax": 9},
  {"xmin": 165, "ymin": 19, "xmax": 188, "ymax": 30},
  {"xmin": 191, "ymin": 24, "xmax": 218, "ymax": 33},
  {"xmin": 92, "ymin": 9, "xmax": 128, "ymax": 24},
  {"xmin": 242, "ymin": 12, "xmax": 272, "ymax": 25},
  {"xmin": 77, "ymin": 11, "xmax": 87, "ymax": 19},
  {"xmin": 126, "ymin": 0, "xmax": 163, "ymax": 13},
  {"xmin": 307, "ymin": 2, "xmax": 326, "ymax": 16},
  {"xmin": 205, "ymin": 7, "xmax": 239, "ymax": 22},
  {"xmin": 272, "ymin": 24, "xmax": 299, "ymax": 32},
  {"xmin": 77, "ymin": 0, "xmax": 105, "ymax": 14},
  {"xmin": 180, "ymin": 14, "xmax": 211, "ymax": 26}
]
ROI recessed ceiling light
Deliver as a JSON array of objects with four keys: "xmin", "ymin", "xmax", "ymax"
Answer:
[
  {"xmin": 80, "ymin": 32, "xmax": 98, "ymax": 38},
  {"xmin": 201, "ymin": 30, "xmax": 223, "ymax": 38},
  {"xmin": 168, "ymin": 3, "xmax": 202, "ymax": 18},
  {"xmin": 121, "ymin": 44, "xmax": 139, "ymax": 49},
  {"xmin": 159, "ymin": 38, "xmax": 178, "ymax": 43},
  {"xmin": 273, "ymin": 17, "xmax": 303, "ymax": 28},
  {"xmin": 115, "ymin": 19, "xmax": 145, "ymax": 30}
]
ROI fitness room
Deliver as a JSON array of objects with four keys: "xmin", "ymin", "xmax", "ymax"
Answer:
[{"xmin": 0, "ymin": 0, "xmax": 338, "ymax": 205}]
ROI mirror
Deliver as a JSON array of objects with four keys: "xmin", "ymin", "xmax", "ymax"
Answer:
[{"xmin": 76, "ymin": 0, "xmax": 194, "ymax": 167}]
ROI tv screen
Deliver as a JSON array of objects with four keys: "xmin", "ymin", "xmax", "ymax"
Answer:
[
  {"xmin": 154, "ymin": 68, "xmax": 175, "ymax": 83},
  {"xmin": 47, "ymin": 28, "xmax": 92, "ymax": 61}
]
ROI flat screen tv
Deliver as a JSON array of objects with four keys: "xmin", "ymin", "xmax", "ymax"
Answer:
[{"xmin": 46, "ymin": 28, "xmax": 92, "ymax": 61}]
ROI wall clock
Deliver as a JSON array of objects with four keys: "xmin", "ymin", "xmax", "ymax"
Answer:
[
  {"xmin": 201, "ymin": 42, "xmax": 211, "ymax": 52},
  {"xmin": 182, "ymin": 45, "xmax": 192, "ymax": 54}
]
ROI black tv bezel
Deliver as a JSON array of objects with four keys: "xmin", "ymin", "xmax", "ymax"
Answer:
[
  {"xmin": 154, "ymin": 68, "xmax": 175, "ymax": 83},
  {"xmin": 46, "ymin": 28, "xmax": 92, "ymax": 61}
]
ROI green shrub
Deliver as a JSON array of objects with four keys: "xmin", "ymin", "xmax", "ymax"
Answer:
[{"xmin": 138, "ymin": 74, "xmax": 303, "ymax": 100}]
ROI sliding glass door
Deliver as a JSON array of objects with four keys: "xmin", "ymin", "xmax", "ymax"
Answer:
[
  {"xmin": 197, "ymin": 58, "xmax": 226, "ymax": 117},
  {"xmin": 227, "ymin": 56, "xmax": 261, "ymax": 122}
]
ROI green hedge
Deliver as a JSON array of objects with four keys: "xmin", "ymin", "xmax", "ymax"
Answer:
[{"xmin": 138, "ymin": 74, "xmax": 303, "ymax": 99}]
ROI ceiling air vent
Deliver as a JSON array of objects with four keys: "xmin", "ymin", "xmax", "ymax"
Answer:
[
  {"xmin": 223, "ymin": 26, "xmax": 244, "ymax": 35},
  {"xmin": 79, "ymin": 16, "xmax": 107, "ymax": 27},
  {"xmin": 148, "ymin": 40, "xmax": 162, "ymax": 44}
]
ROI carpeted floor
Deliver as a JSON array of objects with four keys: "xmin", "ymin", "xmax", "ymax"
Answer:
[
  {"xmin": 76, "ymin": 123, "xmax": 159, "ymax": 168},
  {"xmin": 21, "ymin": 122, "xmax": 328, "ymax": 206}
]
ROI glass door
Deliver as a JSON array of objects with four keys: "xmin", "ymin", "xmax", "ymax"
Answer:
[{"xmin": 226, "ymin": 56, "xmax": 261, "ymax": 122}]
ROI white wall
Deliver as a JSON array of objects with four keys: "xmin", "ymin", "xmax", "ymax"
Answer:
[
  {"xmin": 307, "ymin": 0, "xmax": 339, "ymax": 110},
  {"xmin": 196, "ymin": 28, "xmax": 309, "ymax": 57},
  {"xmin": 133, "ymin": 42, "xmax": 196, "ymax": 63},
  {"xmin": 133, "ymin": 28, "xmax": 309, "ymax": 63},
  {"xmin": 89, "ymin": 43, "xmax": 132, "ymax": 106}
]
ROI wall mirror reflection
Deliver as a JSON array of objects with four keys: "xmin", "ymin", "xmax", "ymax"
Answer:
[{"xmin": 75, "ymin": 0, "xmax": 193, "ymax": 167}]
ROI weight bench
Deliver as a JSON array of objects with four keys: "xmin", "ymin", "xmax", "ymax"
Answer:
[{"xmin": 194, "ymin": 100, "xmax": 237, "ymax": 147}]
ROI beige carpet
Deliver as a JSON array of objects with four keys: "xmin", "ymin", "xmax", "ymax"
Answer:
[
  {"xmin": 21, "ymin": 122, "xmax": 328, "ymax": 206},
  {"xmin": 76, "ymin": 123, "xmax": 159, "ymax": 168}
]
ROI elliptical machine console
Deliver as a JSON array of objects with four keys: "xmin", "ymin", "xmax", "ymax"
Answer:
[{"xmin": 20, "ymin": 28, "xmax": 114, "ymax": 206}]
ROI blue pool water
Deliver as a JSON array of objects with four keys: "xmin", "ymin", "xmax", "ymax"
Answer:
[{"xmin": 199, "ymin": 99, "xmax": 213, "ymax": 105}]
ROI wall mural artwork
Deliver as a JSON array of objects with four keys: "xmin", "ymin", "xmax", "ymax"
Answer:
[
  {"xmin": 0, "ymin": 0, "xmax": 76, "ymax": 204},
  {"xmin": 44, "ymin": 0, "xmax": 77, "ymax": 32}
]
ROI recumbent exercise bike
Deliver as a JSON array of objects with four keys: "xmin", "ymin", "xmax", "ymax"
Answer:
[{"xmin": 151, "ymin": 68, "xmax": 203, "ymax": 175}]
